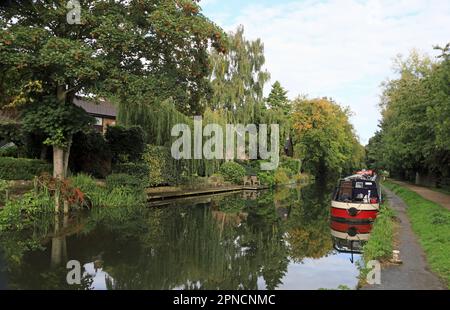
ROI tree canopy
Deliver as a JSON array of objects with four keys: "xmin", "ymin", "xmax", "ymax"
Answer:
[{"xmin": 367, "ymin": 46, "xmax": 450, "ymax": 184}]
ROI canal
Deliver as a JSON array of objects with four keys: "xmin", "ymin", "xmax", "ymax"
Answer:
[{"xmin": 0, "ymin": 182, "xmax": 368, "ymax": 290}]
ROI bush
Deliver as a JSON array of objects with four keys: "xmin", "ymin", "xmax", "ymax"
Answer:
[
  {"xmin": 69, "ymin": 131, "xmax": 112, "ymax": 178},
  {"xmin": 106, "ymin": 125, "xmax": 145, "ymax": 163},
  {"xmin": 113, "ymin": 162, "xmax": 150, "ymax": 186},
  {"xmin": 69, "ymin": 173, "xmax": 145, "ymax": 208},
  {"xmin": 0, "ymin": 157, "xmax": 52, "ymax": 180},
  {"xmin": 274, "ymin": 167, "xmax": 291, "ymax": 185},
  {"xmin": 258, "ymin": 171, "xmax": 275, "ymax": 187},
  {"xmin": 106, "ymin": 173, "xmax": 143, "ymax": 192},
  {"xmin": 281, "ymin": 156, "xmax": 301, "ymax": 174},
  {"xmin": 0, "ymin": 144, "xmax": 19, "ymax": 158},
  {"xmin": 142, "ymin": 145, "xmax": 178, "ymax": 186},
  {"xmin": 219, "ymin": 161, "xmax": 246, "ymax": 185}
]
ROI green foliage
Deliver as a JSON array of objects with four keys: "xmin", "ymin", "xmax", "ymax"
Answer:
[
  {"xmin": 21, "ymin": 97, "xmax": 94, "ymax": 148},
  {"xmin": 142, "ymin": 145, "xmax": 178, "ymax": 187},
  {"xmin": 105, "ymin": 125, "xmax": 145, "ymax": 163},
  {"xmin": 363, "ymin": 206, "xmax": 395, "ymax": 262},
  {"xmin": 69, "ymin": 173, "xmax": 145, "ymax": 208},
  {"xmin": 257, "ymin": 171, "xmax": 275, "ymax": 187},
  {"xmin": 369, "ymin": 48, "xmax": 450, "ymax": 181},
  {"xmin": 69, "ymin": 130, "xmax": 112, "ymax": 178},
  {"xmin": 219, "ymin": 161, "xmax": 246, "ymax": 185},
  {"xmin": 113, "ymin": 162, "xmax": 150, "ymax": 185},
  {"xmin": 0, "ymin": 144, "xmax": 18, "ymax": 158},
  {"xmin": 0, "ymin": 190, "xmax": 54, "ymax": 232},
  {"xmin": 384, "ymin": 181, "xmax": 450, "ymax": 287},
  {"xmin": 0, "ymin": 157, "xmax": 51, "ymax": 180},
  {"xmin": 105, "ymin": 173, "xmax": 143, "ymax": 192},
  {"xmin": 292, "ymin": 97, "xmax": 364, "ymax": 175},
  {"xmin": 274, "ymin": 168, "xmax": 291, "ymax": 185},
  {"xmin": 280, "ymin": 156, "xmax": 301, "ymax": 174},
  {"xmin": 0, "ymin": 122, "xmax": 24, "ymax": 146},
  {"xmin": 267, "ymin": 81, "xmax": 289, "ymax": 112},
  {"xmin": 209, "ymin": 25, "xmax": 270, "ymax": 112}
]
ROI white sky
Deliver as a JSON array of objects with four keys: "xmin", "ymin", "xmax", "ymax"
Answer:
[{"xmin": 201, "ymin": 0, "xmax": 450, "ymax": 144}]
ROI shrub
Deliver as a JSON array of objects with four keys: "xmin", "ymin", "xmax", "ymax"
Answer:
[
  {"xmin": 281, "ymin": 156, "xmax": 301, "ymax": 174},
  {"xmin": 69, "ymin": 131, "xmax": 112, "ymax": 178},
  {"xmin": 274, "ymin": 167, "xmax": 291, "ymax": 185},
  {"xmin": 142, "ymin": 145, "xmax": 178, "ymax": 186},
  {"xmin": 258, "ymin": 171, "xmax": 275, "ymax": 187},
  {"xmin": 219, "ymin": 161, "xmax": 246, "ymax": 185},
  {"xmin": 0, "ymin": 190, "xmax": 54, "ymax": 232},
  {"xmin": 105, "ymin": 125, "xmax": 145, "ymax": 163},
  {"xmin": 69, "ymin": 173, "xmax": 145, "ymax": 208},
  {"xmin": 0, "ymin": 157, "xmax": 52, "ymax": 180},
  {"xmin": 106, "ymin": 173, "xmax": 143, "ymax": 192},
  {"xmin": 0, "ymin": 144, "xmax": 19, "ymax": 158},
  {"xmin": 113, "ymin": 162, "xmax": 150, "ymax": 186}
]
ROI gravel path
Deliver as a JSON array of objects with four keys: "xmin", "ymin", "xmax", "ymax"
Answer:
[
  {"xmin": 362, "ymin": 186, "xmax": 446, "ymax": 290},
  {"xmin": 391, "ymin": 180, "xmax": 450, "ymax": 211}
]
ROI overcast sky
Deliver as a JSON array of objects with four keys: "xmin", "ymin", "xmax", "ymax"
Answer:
[{"xmin": 200, "ymin": 0, "xmax": 450, "ymax": 145}]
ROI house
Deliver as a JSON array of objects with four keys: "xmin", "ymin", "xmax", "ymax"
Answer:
[{"xmin": 74, "ymin": 97, "xmax": 117, "ymax": 133}]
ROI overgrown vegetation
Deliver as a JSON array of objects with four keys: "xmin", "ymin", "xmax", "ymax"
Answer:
[
  {"xmin": 0, "ymin": 157, "xmax": 51, "ymax": 180},
  {"xmin": 384, "ymin": 181, "xmax": 450, "ymax": 288}
]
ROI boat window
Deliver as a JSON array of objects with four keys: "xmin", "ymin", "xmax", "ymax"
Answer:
[{"xmin": 355, "ymin": 182, "xmax": 364, "ymax": 189}]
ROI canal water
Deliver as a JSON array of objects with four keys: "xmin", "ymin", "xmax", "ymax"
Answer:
[{"xmin": 0, "ymin": 182, "xmax": 369, "ymax": 290}]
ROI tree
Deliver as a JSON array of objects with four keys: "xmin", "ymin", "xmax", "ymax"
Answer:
[
  {"xmin": 291, "ymin": 97, "xmax": 362, "ymax": 175},
  {"xmin": 208, "ymin": 25, "xmax": 270, "ymax": 121},
  {"xmin": 267, "ymin": 81, "xmax": 288, "ymax": 111},
  {"xmin": 0, "ymin": 0, "xmax": 226, "ymax": 212},
  {"xmin": 369, "ymin": 47, "xmax": 450, "ymax": 184}
]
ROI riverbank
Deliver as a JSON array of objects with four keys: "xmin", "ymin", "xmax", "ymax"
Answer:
[
  {"xmin": 357, "ymin": 192, "xmax": 396, "ymax": 287},
  {"xmin": 362, "ymin": 181, "xmax": 448, "ymax": 290},
  {"xmin": 383, "ymin": 181, "xmax": 450, "ymax": 288}
]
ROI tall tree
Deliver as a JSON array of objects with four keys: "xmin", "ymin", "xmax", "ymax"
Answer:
[
  {"xmin": 0, "ymin": 0, "xmax": 226, "ymax": 211},
  {"xmin": 291, "ymin": 97, "xmax": 362, "ymax": 175},
  {"xmin": 267, "ymin": 81, "xmax": 288, "ymax": 111},
  {"xmin": 370, "ymin": 47, "xmax": 450, "ymax": 183},
  {"xmin": 208, "ymin": 25, "xmax": 270, "ymax": 122}
]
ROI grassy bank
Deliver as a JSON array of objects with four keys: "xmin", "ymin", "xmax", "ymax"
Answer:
[
  {"xmin": 358, "ymin": 198, "xmax": 396, "ymax": 287},
  {"xmin": 384, "ymin": 180, "xmax": 450, "ymax": 288}
]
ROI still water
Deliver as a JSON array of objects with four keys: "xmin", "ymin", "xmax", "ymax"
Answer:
[{"xmin": 0, "ymin": 182, "xmax": 369, "ymax": 290}]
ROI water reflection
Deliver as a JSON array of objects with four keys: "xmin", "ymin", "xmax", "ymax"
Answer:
[{"xmin": 0, "ymin": 182, "xmax": 366, "ymax": 290}]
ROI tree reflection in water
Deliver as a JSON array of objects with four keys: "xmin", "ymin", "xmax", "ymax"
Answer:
[{"xmin": 0, "ymin": 181, "xmax": 344, "ymax": 290}]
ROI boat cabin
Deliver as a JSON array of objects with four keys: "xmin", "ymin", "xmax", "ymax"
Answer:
[{"xmin": 333, "ymin": 176, "xmax": 380, "ymax": 204}]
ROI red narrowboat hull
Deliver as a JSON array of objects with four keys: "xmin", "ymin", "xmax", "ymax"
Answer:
[
  {"xmin": 331, "ymin": 207, "xmax": 378, "ymax": 222},
  {"xmin": 330, "ymin": 221, "xmax": 373, "ymax": 234}
]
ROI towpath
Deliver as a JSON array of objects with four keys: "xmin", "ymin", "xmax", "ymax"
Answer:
[
  {"xmin": 362, "ymin": 186, "xmax": 446, "ymax": 290},
  {"xmin": 391, "ymin": 180, "xmax": 450, "ymax": 211}
]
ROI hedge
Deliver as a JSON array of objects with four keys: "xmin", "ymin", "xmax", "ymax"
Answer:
[
  {"xmin": 0, "ymin": 157, "xmax": 52, "ymax": 180},
  {"xmin": 113, "ymin": 162, "xmax": 150, "ymax": 186},
  {"xmin": 142, "ymin": 145, "xmax": 178, "ymax": 186}
]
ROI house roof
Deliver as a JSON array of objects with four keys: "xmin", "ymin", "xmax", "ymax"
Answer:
[{"xmin": 74, "ymin": 97, "xmax": 117, "ymax": 118}]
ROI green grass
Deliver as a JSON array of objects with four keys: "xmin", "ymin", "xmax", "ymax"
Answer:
[
  {"xmin": 358, "ymin": 195, "xmax": 396, "ymax": 287},
  {"xmin": 363, "ymin": 205, "xmax": 396, "ymax": 263},
  {"xmin": 384, "ymin": 180, "xmax": 450, "ymax": 288}
]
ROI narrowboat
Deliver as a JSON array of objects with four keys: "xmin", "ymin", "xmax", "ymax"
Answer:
[
  {"xmin": 331, "ymin": 173, "xmax": 381, "ymax": 223},
  {"xmin": 331, "ymin": 220, "xmax": 373, "ymax": 259}
]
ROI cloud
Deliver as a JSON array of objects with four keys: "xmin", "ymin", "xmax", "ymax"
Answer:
[{"xmin": 202, "ymin": 0, "xmax": 450, "ymax": 144}]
